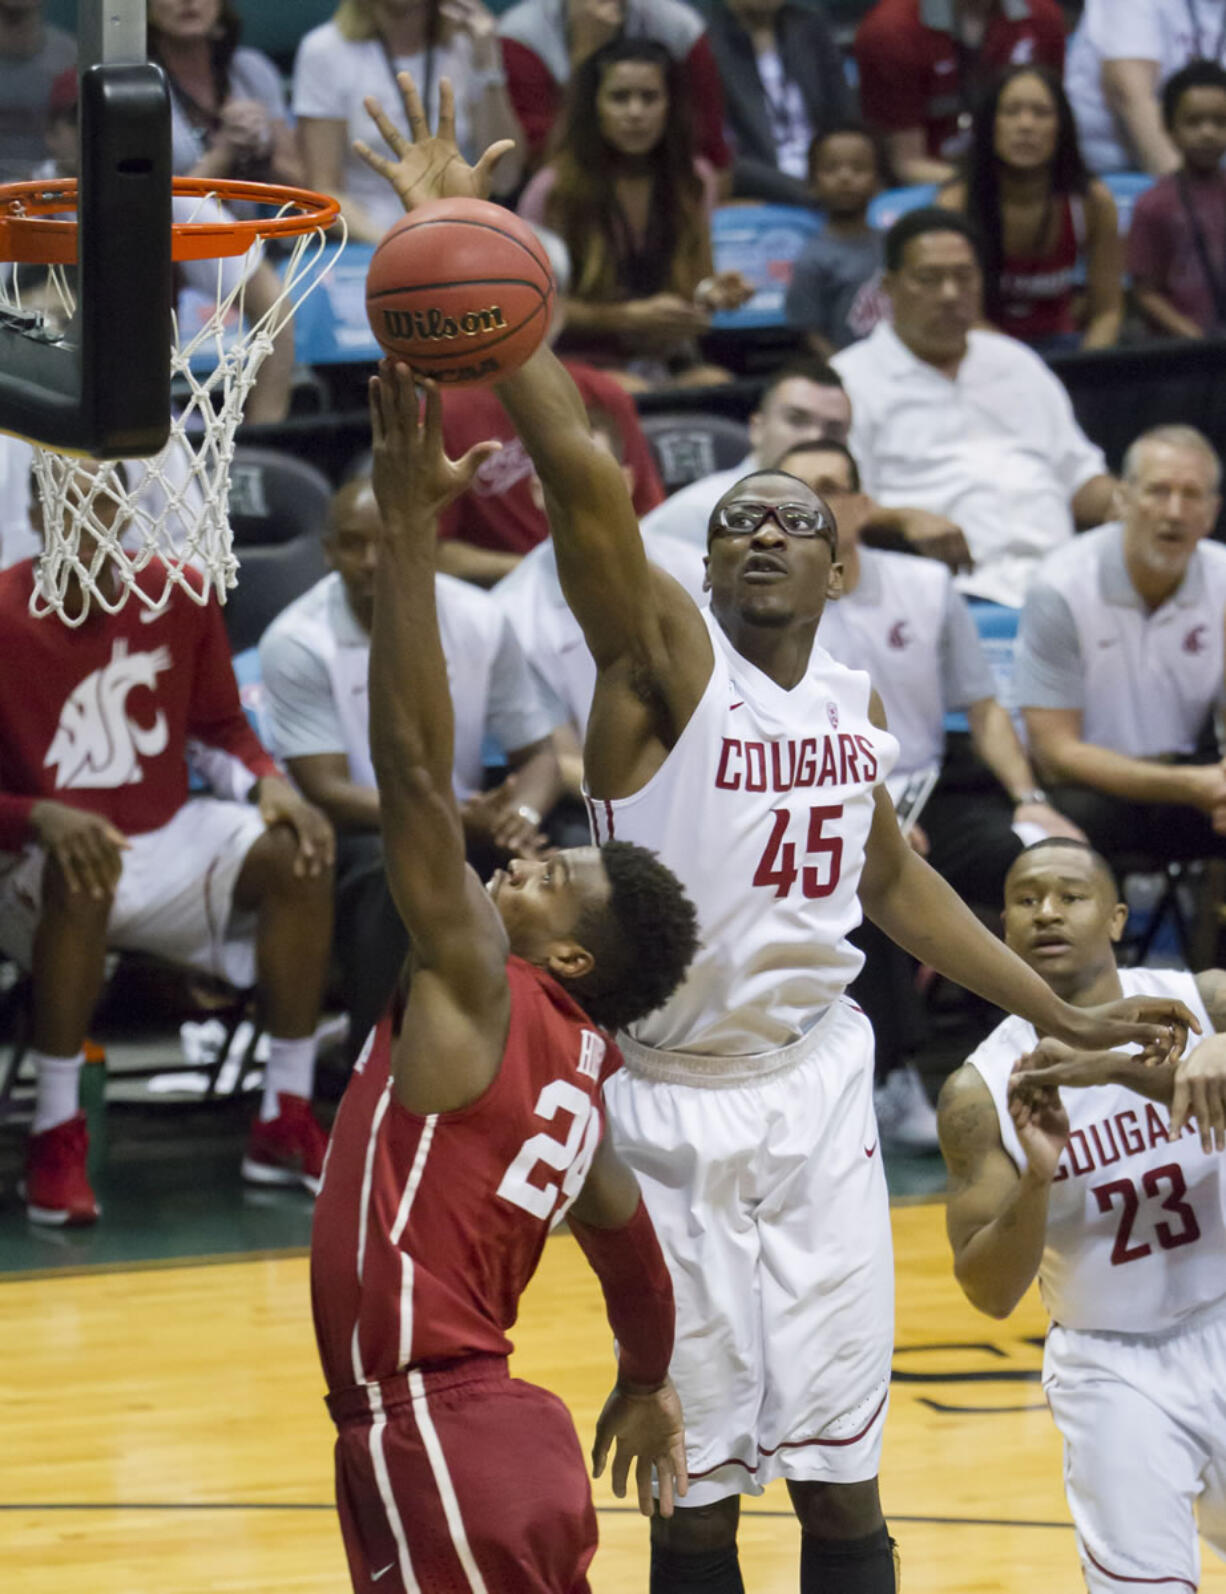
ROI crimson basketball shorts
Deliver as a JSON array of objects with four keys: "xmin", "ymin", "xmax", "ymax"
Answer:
[
  {"xmin": 326, "ymin": 1356, "xmax": 597, "ymax": 1594},
  {"xmin": 606, "ymin": 997, "xmax": 893, "ymax": 1507},
  {"xmin": 1044, "ymin": 1296, "xmax": 1226, "ymax": 1591}
]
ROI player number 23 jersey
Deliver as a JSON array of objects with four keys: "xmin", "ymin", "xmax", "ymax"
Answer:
[{"xmin": 969, "ymin": 969, "xmax": 1226, "ymax": 1335}]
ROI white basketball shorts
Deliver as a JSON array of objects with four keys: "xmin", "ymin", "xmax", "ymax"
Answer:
[
  {"xmin": 605, "ymin": 997, "xmax": 893, "ymax": 1507},
  {"xmin": 0, "ymin": 797, "xmax": 266, "ymax": 987},
  {"xmin": 1044, "ymin": 1296, "xmax": 1226, "ymax": 1591}
]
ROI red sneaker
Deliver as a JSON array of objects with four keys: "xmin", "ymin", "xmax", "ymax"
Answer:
[
  {"xmin": 242, "ymin": 1094, "xmax": 327, "ymax": 1195},
  {"xmin": 22, "ymin": 1113, "xmax": 101, "ymax": 1226}
]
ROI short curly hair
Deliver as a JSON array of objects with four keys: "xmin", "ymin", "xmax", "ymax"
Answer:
[{"xmin": 569, "ymin": 841, "xmax": 700, "ymax": 1033}]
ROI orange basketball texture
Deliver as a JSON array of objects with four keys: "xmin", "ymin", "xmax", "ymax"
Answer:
[{"xmin": 365, "ymin": 199, "xmax": 557, "ymax": 386}]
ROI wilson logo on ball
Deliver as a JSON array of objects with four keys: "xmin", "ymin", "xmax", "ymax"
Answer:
[{"xmin": 382, "ymin": 305, "xmax": 508, "ymax": 342}]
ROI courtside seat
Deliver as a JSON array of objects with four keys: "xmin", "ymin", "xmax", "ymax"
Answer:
[
  {"xmin": 640, "ymin": 411, "xmax": 752, "ymax": 494},
  {"xmin": 224, "ymin": 447, "xmax": 332, "ymax": 653}
]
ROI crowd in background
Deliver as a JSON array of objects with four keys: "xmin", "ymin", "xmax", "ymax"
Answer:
[{"xmin": 2, "ymin": 0, "xmax": 1226, "ymax": 1221}]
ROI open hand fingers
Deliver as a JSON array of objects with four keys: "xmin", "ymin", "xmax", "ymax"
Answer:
[
  {"xmin": 363, "ymin": 92, "xmax": 414, "ymax": 161},
  {"xmin": 395, "ymin": 72, "xmax": 430, "ymax": 143},
  {"xmin": 636, "ymin": 1453, "xmax": 655, "ymax": 1518},
  {"xmin": 473, "ymin": 139, "xmax": 517, "ymax": 193},
  {"xmin": 610, "ymin": 1438, "xmax": 632, "ymax": 1503},
  {"xmin": 436, "ymin": 78, "xmax": 457, "ymax": 147}
]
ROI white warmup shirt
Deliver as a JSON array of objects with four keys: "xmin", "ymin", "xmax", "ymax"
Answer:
[
  {"xmin": 492, "ymin": 531, "xmax": 706, "ymax": 738},
  {"xmin": 968, "ymin": 969, "xmax": 1226, "ymax": 1333},
  {"xmin": 1066, "ymin": 0, "xmax": 1226, "ymax": 174},
  {"xmin": 818, "ymin": 547, "xmax": 995, "ymax": 775},
  {"xmin": 832, "ymin": 323, "xmax": 1107, "ymax": 608},
  {"xmin": 292, "ymin": 23, "xmax": 478, "ymax": 238},
  {"xmin": 587, "ymin": 607, "xmax": 898, "ymax": 1057},
  {"xmin": 640, "ymin": 458, "xmax": 754, "ymax": 549},
  {"xmin": 258, "ymin": 570, "xmax": 558, "ymax": 799},
  {"xmin": 1014, "ymin": 523, "xmax": 1226, "ymax": 757}
]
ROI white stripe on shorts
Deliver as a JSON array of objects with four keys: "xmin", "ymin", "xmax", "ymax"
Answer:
[
  {"xmin": 408, "ymin": 1367, "xmax": 491, "ymax": 1594},
  {"xmin": 366, "ymin": 1381, "xmax": 422, "ymax": 1594}
]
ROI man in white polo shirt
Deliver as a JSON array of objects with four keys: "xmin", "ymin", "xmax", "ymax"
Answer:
[
  {"xmin": 783, "ymin": 437, "xmax": 1081, "ymax": 1145},
  {"xmin": 833, "ymin": 208, "xmax": 1117, "ymax": 608},
  {"xmin": 1016, "ymin": 424, "xmax": 1226, "ymax": 867},
  {"xmin": 641, "ymin": 358, "xmax": 972, "ymax": 570},
  {"xmin": 259, "ymin": 476, "xmax": 563, "ymax": 1055}
]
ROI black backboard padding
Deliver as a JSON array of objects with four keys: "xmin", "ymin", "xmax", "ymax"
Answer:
[{"xmin": 0, "ymin": 62, "xmax": 172, "ymax": 458}]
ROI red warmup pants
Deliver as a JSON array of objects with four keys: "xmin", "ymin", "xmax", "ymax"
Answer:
[{"xmin": 327, "ymin": 1356, "xmax": 597, "ymax": 1593}]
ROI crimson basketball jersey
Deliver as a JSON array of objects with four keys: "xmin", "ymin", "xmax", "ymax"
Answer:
[
  {"xmin": 586, "ymin": 608, "xmax": 898, "ymax": 1057},
  {"xmin": 969, "ymin": 969, "xmax": 1226, "ymax": 1334},
  {"xmin": 0, "ymin": 557, "xmax": 276, "ymax": 850},
  {"xmin": 310, "ymin": 956, "xmax": 621, "ymax": 1395}
]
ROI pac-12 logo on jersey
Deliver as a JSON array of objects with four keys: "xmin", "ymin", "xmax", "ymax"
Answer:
[{"xmin": 44, "ymin": 639, "xmax": 172, "ymax": 790}]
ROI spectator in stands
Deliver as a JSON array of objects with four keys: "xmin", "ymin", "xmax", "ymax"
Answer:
[
  {"xmin": 518, "ymin": 38, "xmax": 751, "ymax": 387},
  {"xmin": 434, "ymin": 228, "xmax": 666, "ymax": 588},
  {"xmin": 833, "ymin": 208, "xmax": 1117, "ymax": 607},
  {"xmin": 1129, "ymin": 60, "xmax": 1226, "ymax": 338},
  {"xmin": 0, "ymin": 0, "xmax": 74, "ymax": 182},
  {"xmin": 0, "ymin": 435, "xmax": 36, "ymax": 569},
  {"xmin": 1016, "ymin": 424, "xmax": 1226, "ymax": 869},
  {"xmin": 785, "ymin": 123, "xmax": 891, "ymax": 358},
  {"xmin": 0, "ymin": 464, "xmax": 335, "ymax": 1226},
  {"xmin": 787, "ymin": 437, "xmax": 1081, "ymax": 1146},
  {"xmin": 148, "ymin": 0, "xmax": 302, "ymax": 190},
  {"xmin": 1065, "ymin": 0, "xmax": 1226, "ymax": 176},
  {"xmin": 642, "ymin": 357, "xmax": 973, "ymax": 568},
  {"xmin": 855, "ymin": 0, "xmax": 1066, "ymax": 187},
  {"xmin": 0, "ymin": 0, "xmax": 73, "ymax": 181},
  {"xmin": 938, "ymin": 65, "xmax": 1122, "ymax": 350},
  {"xmin": 259, "ymin": 477, "xmax": 564, "ymax": 1057},
  {"xmin": 294, "ymin": 0, "xmax": 522, "ymax": 242},
  {"xmin": 498, "ymin": 0, "xmax": 731, "ymax": 181},
  {"xmin": 702, "ymin": 0, "xmax": 853, "ymax": 204},
  {"xmin": 38, "ymin": 69, "xmax": 294, "ymax": 426}
]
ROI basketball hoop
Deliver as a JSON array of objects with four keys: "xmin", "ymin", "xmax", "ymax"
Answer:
[{"xmin": 0, "ymin": 177, "xmax": 343, "ymax": 626}]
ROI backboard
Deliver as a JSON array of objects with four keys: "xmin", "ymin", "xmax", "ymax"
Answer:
[{"xmin": 0, "ymin": 0, "xmax": 172, "ymax": 457}]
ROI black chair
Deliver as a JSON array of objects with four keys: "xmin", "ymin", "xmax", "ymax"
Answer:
[
  {"xmin": 224, "ymin": 447, "xmax": 333, "ymax": 653},
  {"xmin": 639, "ymin": 411, "xmax": 751, "ymax": 495}
]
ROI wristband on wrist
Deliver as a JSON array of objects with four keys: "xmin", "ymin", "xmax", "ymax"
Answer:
[{"xmin": 1012, "ymin": 787, "xmax": 1047, "ymax": 807}]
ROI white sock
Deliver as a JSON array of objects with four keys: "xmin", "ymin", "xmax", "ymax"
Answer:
[
  {"xmin": 31, "ymin": 1050, "xmax": 85, "ymax": 1136},
  {"xmin": 261, "ymin": 1035, "xmax": 317, "ymax": 1121}
]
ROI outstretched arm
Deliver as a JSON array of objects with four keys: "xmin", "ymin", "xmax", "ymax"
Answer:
[
  {"xmin": 568, "ymin": 1134, "xmax": 688, "ymax": 1518},
  {"xmin": 353, "ymin": 72, "xmax": 712, "ymax": 788},
  {"xmin": 858, "ymin": 774, "xmax": 1197, "ymax": 1057},
  {"xmin": 367, "ymin": 361, "xmax": 511, "ymax": 1112},
  {"xmin": 939, "ymin": 1063, "xmax": 1064, "ymax": 1319}
]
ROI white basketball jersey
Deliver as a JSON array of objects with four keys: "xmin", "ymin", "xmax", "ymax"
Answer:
[
  {"xmin": 587, "ymin": 608, "xmax": 898, "ymax": 1058},
  {"xmin": 968, "ymin": 969, "xmax": 1226, "ymax": 1334}
]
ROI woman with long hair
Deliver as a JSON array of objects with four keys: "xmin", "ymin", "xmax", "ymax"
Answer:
[
  {"xmin": 294, "ymin": 0, "xmax": 522, "ymax": 243},
  {"xmin": 939, "ymin": 63, "xmax": 1122, "ymax": 350},
  {"xmin": 518, "ymin": 36, "xmax": 749, "ymax": 386},
  {"xmin": 148, "ymin": 0, "xmax": 302, "ymax": 190}
]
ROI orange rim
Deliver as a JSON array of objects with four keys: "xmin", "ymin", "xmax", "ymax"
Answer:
[{"xmin": 0, "ymin": 177, "xmax": 340, "ymax": 265}]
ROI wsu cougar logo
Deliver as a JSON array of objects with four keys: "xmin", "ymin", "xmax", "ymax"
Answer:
[{"xmin": 44, "ymin": 639, "xmax": 173, "ymax": 790}]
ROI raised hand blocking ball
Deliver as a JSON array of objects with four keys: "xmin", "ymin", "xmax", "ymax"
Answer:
[{"xmin": 365, "ymin": 198, "xmax": 556, "ymax": 387}]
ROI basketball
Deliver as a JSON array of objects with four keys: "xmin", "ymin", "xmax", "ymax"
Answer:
[{"xmin": 364, "ymin": 198, "xmax": 557, "ymax": 387}]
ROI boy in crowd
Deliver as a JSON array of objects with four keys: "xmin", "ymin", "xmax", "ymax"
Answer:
[
  {"xmin": 1129, "ymin": 60, "xmax": 1226, "ymax": 339},
  {"xmin": 785, "ymin": 124, "xmax": 891, "ymax": 359}
]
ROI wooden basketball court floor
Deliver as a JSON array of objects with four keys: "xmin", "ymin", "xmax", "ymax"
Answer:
[{"xmin": 2, "ymin": 1199, "xmax": 1223, "ymax": 1594}]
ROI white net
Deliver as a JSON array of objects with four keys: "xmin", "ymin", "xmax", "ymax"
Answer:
[{"xmin": 0, "ymin": 188, "xmax": 343, "ymax": 627}]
